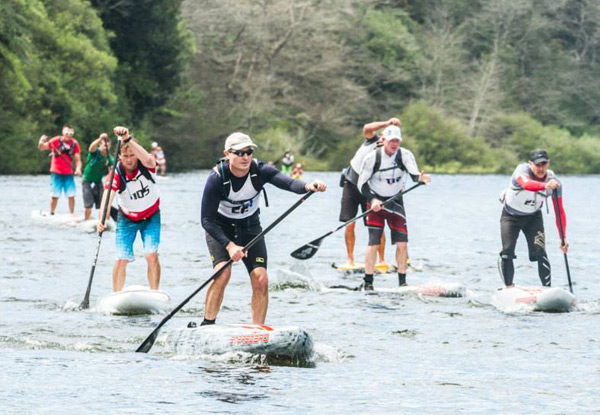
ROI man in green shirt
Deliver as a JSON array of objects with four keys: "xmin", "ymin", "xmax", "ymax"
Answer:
[{"xmin": 82, "ymin": 133, "xmax": 115, "ymax": 220}]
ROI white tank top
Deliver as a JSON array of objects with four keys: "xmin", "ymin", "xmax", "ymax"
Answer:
[
  {"xmin": 503, "ymin": 163, "xmax": 558, "ymax": 215},
  {"xmin": 117, "ymin": 169, "xmax": 160, "ymax": 214},
  {"xmin": 350, "ymin": 140, "xmax": 379, "ymax": 174},
  {"xmin": 217, "ymin": 174, "xmax": 261, "ymax": 219},
  {"xmin": 358, "ymin": 148, "xmax": 419, "ymax": 198}
]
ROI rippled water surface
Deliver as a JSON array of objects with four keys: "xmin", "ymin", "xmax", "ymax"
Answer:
[{"xmin": 1, "ymin": 172, "xmax": 598, "ymax": 414}]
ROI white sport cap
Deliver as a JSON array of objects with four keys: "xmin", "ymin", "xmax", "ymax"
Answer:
[
  {"xmin": 381, "ymin": 125, "xmax": 402, "ymax": 142},
  {"xmin": 224, "ymin": 132, "xmax": 258, "ymax": 151}
]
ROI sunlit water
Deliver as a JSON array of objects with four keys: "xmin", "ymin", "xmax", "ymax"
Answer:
[{"xmin": 1, "ymin": 172, "xmax": 598, "ymax": 414}]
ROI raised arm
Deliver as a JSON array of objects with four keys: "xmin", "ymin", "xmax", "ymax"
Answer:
[
  {"xmin": 89, "ymin": 133, "xmax": 108, "ymax": 153},
  {"xmin": 113, "ymin": 126, "xmax": 156, "ymax": 169},
  {"xmin": 363, "ymin": 117, "xmax": 401, "ymax": 139},
  {"xmin": 38, "ymin": 134, "xmax": 50, "ymax": 151}
]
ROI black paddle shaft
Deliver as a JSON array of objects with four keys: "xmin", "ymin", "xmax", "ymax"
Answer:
[
  {"xmin": 79, "ymin": 137, "xmax": 122, "ymax": 309},
  {"xmin": 552, "ymin": 190, "xmax": 573, "ymax": 293},
  {"xmin": 136, "ymin": 190, "xmax": 316, "ymax": 353},
  {"xmin": 290, "ymin": 182, "xmax": 424, "ymax": 260}
]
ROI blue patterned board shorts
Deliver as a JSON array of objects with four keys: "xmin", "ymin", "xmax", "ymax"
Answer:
[
  {"xmin": 115, "ymin": 210, "xmax": 161, "ymax": 261},
  {"xmin": 50, "ymin": 173, "xmax": 76, "ymax": 198}
]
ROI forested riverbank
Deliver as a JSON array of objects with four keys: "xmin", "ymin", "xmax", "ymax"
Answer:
[{"xmin": 2, "ymin": 0, "xmax": 600, "ymax": 174}]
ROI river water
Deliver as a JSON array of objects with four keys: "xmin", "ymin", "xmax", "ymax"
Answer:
[{"xmin": 1, "ymin": 172, "xmax": 598, "ymax": 414}]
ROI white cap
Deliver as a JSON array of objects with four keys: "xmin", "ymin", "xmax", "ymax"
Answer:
[
  {"xmin": 151, "ymin": 142, "xmax": 158, "ymax": 148},
  {"xmin": 224, "ymin": 132, "xmax": 258, "ymax": 151},
  {"xmin": 381, "ymin": 125, "xmax": 402, "ymax": 142}
]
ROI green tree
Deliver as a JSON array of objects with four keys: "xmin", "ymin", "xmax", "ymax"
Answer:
[
  {"xmin": 91, "ymin": 0, "xmax": 194, "ymax": 122},
  {"xmin": 0, "ymin": 0, "xmax": 118, "ymax": 173}
]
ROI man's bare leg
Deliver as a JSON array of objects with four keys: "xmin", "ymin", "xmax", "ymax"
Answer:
[
  {"xmin": 50, "ymin": 197, "xmax": 59, "ymax": 214},
  {"xmin": 249, "ymin": 267, "xmax": 269, "ymax": 324},
  {"xmin": 345, "ymin": 222, "xmax": 357, "ymax": 265},
  {"xmin": 112, "ymin": 259, "xmax": 128, "ymax": 291},
  {"xmin": 203, "ymin": 262, "xmax": 232, "ymax": 321},
  {"xmin": 146, "ymin": 253, "xmax": 161, "ymax": 290}
]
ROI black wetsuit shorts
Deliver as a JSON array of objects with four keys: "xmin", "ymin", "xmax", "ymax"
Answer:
[{"xmin": 205, "ymin": 220, "xmax": 267, "ymax": 273}]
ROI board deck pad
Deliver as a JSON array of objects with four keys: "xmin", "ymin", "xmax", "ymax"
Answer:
[
  {"xmin": 169, "ymin": 323, "xmax": 314, "ymax": 364},
  {"xmin": 374, "ymin": 282, "xmax": 466, "ymax": 297},
  {"xmin": 332, "ymin": 262, "xmax": 397, "ymax": 274}
]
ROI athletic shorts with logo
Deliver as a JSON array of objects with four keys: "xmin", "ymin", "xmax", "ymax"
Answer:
[
  {"xmin": 116, "ymin": 210, "xmax": 161, "ymax": 261},
  {"xmin": 365, "ymin": 197, "xmax": 408, "ymax": 245},
  {"xmin": 82, "ymin": 180, "xmax": 104, "ymax": 209},
  {"xmin": 50, "ymin": 173, "xmax": 76, "ymax": 198},
  {"xmin": 206, "ymin": 222, "xmax": 267, "ymax": 273},
  {"xmin": 339, "ymin": 180, "xmax": 368, "ymax": 222}
]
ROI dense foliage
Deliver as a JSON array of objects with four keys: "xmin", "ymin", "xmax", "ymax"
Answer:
[{"xmin": 2, "ymin": 0, "xmax": 600, "ymax": 174}]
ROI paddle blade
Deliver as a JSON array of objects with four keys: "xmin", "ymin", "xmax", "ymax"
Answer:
[
  {"xmin": 290, "ymin": 238, "xmax": 323, "ymax": 260},
  {"xmin": 136, "ymin": 328, "xmax": 161, "ymax": 353}
]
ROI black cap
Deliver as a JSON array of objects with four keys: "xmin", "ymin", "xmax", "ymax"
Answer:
[{"xmin": 529, "ymin": 149, "xmax": 549, "ymax": 165}]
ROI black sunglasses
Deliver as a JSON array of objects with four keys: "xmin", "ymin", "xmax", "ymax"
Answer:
[{"xmin": 230, "ymin": 149, "xmax": 254, "ymax": 157}]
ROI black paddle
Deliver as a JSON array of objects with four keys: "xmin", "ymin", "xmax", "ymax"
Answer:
[
  {"xmin": 290, "ymin": 182, "xmax": 424, "ymax": 260},
  {"xmin": 552, "ymin": 190, "xmax": 573, "ymax": 293},
  {"xmin": 136, "ymin": 190, "xmax": 316, "ymax": 353},
  {"xmin": 79, "ymin": 136, "xmax": 122, "ymax": 309}
]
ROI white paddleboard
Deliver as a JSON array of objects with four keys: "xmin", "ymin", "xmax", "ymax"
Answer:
[
  {"xmin": 96, "ymin": 285, "xmax": 171, "ymax": 315},
  {"xmin": 30, "ymin": 210, "xmax": 83, "ymax": 226},
  {"xmin": 491, "ymin": 286, "xmax": 576, "ymax": 312},
  {"xmin": 376, "ymin": 282, "xmax": 466, "ymax": 298},
  {"xmin": 169, "ymin": 323, "xmax": 314, "ymax": 362}
]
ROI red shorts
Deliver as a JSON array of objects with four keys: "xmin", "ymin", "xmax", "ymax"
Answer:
[{"xmin": 365, "ymin": 202, "xmax": 407, "ymax": 244}]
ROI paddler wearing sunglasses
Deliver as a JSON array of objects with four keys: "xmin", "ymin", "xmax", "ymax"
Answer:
[{"xmin": 200, "ymin": 132, "xmax": 327, "ymax": 326}]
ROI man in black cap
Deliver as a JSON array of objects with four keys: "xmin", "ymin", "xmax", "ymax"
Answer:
[{"xmin": 498, "ymin": 149, "xmax": 569, "ymax": 288}]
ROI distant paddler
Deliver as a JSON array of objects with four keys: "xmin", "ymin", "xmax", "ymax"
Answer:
[
  {"xmin": 338, "ymin": 118, "xmax": 402, "ymax": 270},
  {"xmin": 357, "ymin": 125, "xmax": 430, "ymax": 290},
  {"xmin": 200, "ymin": 132, "xmax": 326, "ymax": 325},
  {"xmin": 498, "ymin": 149, "xmax": 568, "ymax": 288},
  {"xmin": 97, "ymin": 126, "xmax": 162, "ymax": 292},
  {"xmin": 151, "ymin": 142, "xmax": 167, "ymax": 176},
  {"xmin": 37, "ymin": 125, "xmax": 82, "ymax": 215},
  {"xmin": 82, "ymin": 133, "xmax": 117, "ymax": 221}
]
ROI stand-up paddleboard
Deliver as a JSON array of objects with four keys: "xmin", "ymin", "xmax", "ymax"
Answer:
[
  {"xmin": 332, "ymin": 262, "xmax": 397, "ymax": 275},
  {"xmin": 491, "ymin": 286, "xmax": 576, "ymax": 312},
  {"xmin": 30, "ymin": 210, "xmax": 83, "ymax": 226},
  {"xmin": 169, "ymin": 323, "xmax": 314, "ymax": 363},
  {"xmin": 376, "ymin": 282, "xmax": 466, "ymax": 298},
  {"xmin": 96, "ymin": 285, "xmax": 171, "ymax": 315}
]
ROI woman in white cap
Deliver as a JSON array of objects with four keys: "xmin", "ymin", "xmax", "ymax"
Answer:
[{"xmin": 200, "ymin": 132, "xmax": 327, "ymax": 325}]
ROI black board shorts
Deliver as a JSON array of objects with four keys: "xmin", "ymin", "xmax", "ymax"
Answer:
[
  {"xmin": 205, "ymin": 223, "xmax": 267, "ymax": 273},
  {"xmin": 339, "ymin": 180, "xmax": 367, "ymax": 222},
  {"xmin": 82, "ymin": 180, "xmax": 103, "ymax": 209}
]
